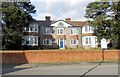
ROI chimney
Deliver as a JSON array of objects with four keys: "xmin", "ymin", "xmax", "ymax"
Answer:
[
  {"xmin": 66, "ymin": 18, "xmax": 71, "ymax": 21},
  {"xmin": 45, "ymin": 16, "xmax": 51, "ymax": 21}
]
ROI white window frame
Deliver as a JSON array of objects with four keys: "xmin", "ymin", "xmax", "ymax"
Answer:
[
  {"xmin": 84, "ymin": 26, "xmax": 93, "ymax": 33},
  {"xmin": 83, "ymin": 36, "xmax": 98, "ymax": 46},
  {"xmin": 57, "ymin": 28, "xmax": 65, "ymax": 35},
  {"xmin": 70, "ymin": 28, "xmax": 78, "ymax": 35},
  {"xmin": 95, "ymin": 37, "xmax": 98, "ymax": 45},
  {"xmin": 22, "ymin": 36, "xmax": 38, "ymax": 46},
  {"xmin": 43, "ymin": 39, "xmax": 52, "ymax": 45},
  {"xmin": 85, "ymin": 26, "xmax": 88, "ymax": 32},
  {"xmin": 24, "ymin": 24, "xmax": 38, "ymax": 32},
  {"xmin": 43, "ymin": 28, "xmax": 52, "ymax": 35},
  {"xmin": 84, "ymin": 37, "xmax": 92, "ymax": 45},
  {"xmin": 70, "ymin": 39, "xmax": 78, "ymax": 45}
]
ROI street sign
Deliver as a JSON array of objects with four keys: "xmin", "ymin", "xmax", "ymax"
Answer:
[{"xmin": 101, "ymin": 38, "xmax": 107, "ymax": 49}]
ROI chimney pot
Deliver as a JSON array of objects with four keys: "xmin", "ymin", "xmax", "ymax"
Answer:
[
  {"xmin": 66, "ymin": 18, "xmax": 71, "ymax": 21},
  {"xmin": 45, "ymin": 16, "xmax": 51, "ymax": 21}
]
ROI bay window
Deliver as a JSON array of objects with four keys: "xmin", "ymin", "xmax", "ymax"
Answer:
[{"xmin": 22, "ymin": 36, "xmax": 38, "ymax": 46}]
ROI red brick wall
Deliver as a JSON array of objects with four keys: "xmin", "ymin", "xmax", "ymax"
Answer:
[
  {"xmin": 43, "ymin": 35, "xmax": 53, "ymax": 39},
  {"xmin": 82, "ymin": 33, "xmax": 93, "ymax": 36},
  {"xmin": 23, "ymin": 32, "xmax": 38, "ymax": 36},
  {"xmin": 70, "ymin": 35, "xmax": 78, "ymax": 39},
  {"xmin": 57, "ymin": 35, "xmax": 66, "ymax": 39},
  {"xmin": 1, "ymin": 50, "xmax": 119, "ymax": 64}
]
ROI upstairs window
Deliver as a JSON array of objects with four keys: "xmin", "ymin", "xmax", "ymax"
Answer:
[
  {"xmin": 85, "ymin": 26, "xmax": 88, "ymax": 32},
  {"xmin": 57, "ymin": 28, "xmax": 64, "ymax": 35},
  {"xmin": 24, "ymin": 24, "xmax": 38, "ymax": 32},
  {"xmin": 70, "ymin": 28, "xmax": 78, "ymax": 35},
  {"xmin": 43, "ymin": 28, "xmax": 52, "ymax": 35},
  {"xmin": 84, "ymin": 26, "xmax": 93, "ymax": 33}
]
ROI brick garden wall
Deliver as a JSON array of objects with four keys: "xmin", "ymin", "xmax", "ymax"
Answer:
[{"xmin": 1, "ymin": 50, "xmax": 119, "ymax": 64}]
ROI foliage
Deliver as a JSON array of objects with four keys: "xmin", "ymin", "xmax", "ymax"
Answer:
[
  {"xmin": 85, "ymin": 1, "xmax": 120, "ymax": 49},
  {"xmin": 2, "ymin": 2, "xmax": 36, "ymax": 50}
]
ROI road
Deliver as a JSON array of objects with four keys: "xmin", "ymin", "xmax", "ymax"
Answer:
[{"xmin": 2, "ymin": 62, "xmax": 118, "ymax": 75}]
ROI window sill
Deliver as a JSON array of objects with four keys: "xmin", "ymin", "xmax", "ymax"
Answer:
[
  {"xmin": 23, "ymin": 44, "xmax": 38, "ymax": 46},
  {"xmin": 24, "ymin": 31, "xmax": 38, "ymax": 32},
  {"xmin": 57, "ymin": 34, "xmax": 65, "ymax": 35},
  {"xmin": 70, "ymin": 34, "xmax": 78, "ymax": 35},
  {"xmin": 43, "ymin": 34, "xmax": 52, "ymax": 35},
  {"xmin": 70, "ymin": 44, "xmax": 78, "ymax": 45},
  {"xmin": 43, "ymin": 44, "xmax": 52, "ymax": 45}
]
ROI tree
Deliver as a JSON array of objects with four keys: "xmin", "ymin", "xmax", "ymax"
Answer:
[
  {"xmin": 85, "ymin": 1, "xmax": 120, "ymax": 49},
  {"xmin": 2, "ymin": 2, "xmax": 36, "ymax": 50},
  {"xmin": 111, "ymin": 1, "xmax": 120, "ymax": 48}
]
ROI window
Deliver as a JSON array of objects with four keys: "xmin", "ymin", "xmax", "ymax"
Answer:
[
  {"xmin": 85, "ymin": 26, "xmax": 88, "ymax": 32},
  {"xmin": 70, "ymin": 28, "xmax": 78, "ymax": 35},
  {"xmin": 43, "ymin": 39, "xmax": 52, "ymax": 45},
  {"xmin": 25, "ymin": 26, "xmax": 29, "ymax": 32},
  {"xmin": 43, "ymin": 28, "xmax": 52, "ymax": 35},
  {"xmin": 24, "ymin": 24, "xmax": 38, "ymax": 32},
  {"xmin": 84, "ymin": 26, "xmax": 93, "ymax": 33},
  {"xmin": 58, "ymin": 22, "xmax": 64, "ymax": 27},
  {"xmin": 57, "ymin": 28, "xmax": 64, "ymax": 35},
  {"xmin": 95, "ymin": 37, "xmax": 97, "ymax": 44},
  {"xmin": 70, "ymin": 39, "xmax": 78, "ymax": 45},
  {"xmin": 22, "ymin": 36, "xmax": 38, "ymax": 46},
  {"xmin": 85, "ymin": 38, "xmax": 88, "ymax": 44},
  {"xmin": 89, "ymin": 38, "xmax": 91, "ymax": 44},
  {"xmin": 85, "ymin": 37, "xmax": 92, "ymax": 45}
]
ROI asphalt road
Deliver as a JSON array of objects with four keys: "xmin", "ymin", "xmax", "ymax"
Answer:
[{"xmin": 2, "ymin": 62, "xmax": 118, "ymax": 75}]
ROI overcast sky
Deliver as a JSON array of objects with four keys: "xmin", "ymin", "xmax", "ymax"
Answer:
[{"xmin": 31, "ymin": 0, "xmax": 95, "ymax": 21}]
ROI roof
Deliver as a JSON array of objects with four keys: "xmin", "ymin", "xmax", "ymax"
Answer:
[
  {"xmin": 66, "ymin": 21, "xmax": 86, "ymax": 27},
  {"xmin": 33, "ymin": 19, "xmax": 89, "ymax": 27},
  {"xmin": 51, "ymin": 19, "xmax": 73, "ymax": 26},
  {"xmin": 32, "ymin": 20, "xmax": 54, "ymax": 27},
  {"xmin": 51, "ymin": 20, "xmax": 90, "ymax": 27}
]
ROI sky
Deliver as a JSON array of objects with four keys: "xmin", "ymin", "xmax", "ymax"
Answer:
[{"xmin": 31, "ymin": 0, "xmax": 95, "ymax": 21}]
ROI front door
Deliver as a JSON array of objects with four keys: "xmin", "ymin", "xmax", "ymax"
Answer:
[{"xmin": 59, "ymin": 39, "xmax": 64, "ymax": 49}]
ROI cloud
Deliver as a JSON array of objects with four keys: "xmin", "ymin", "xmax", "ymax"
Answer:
[{"xmin": 31, "ymin": 0, "xmax": 92, "ymax": 21}]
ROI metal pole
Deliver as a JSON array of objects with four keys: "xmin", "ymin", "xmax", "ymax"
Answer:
[
  {"xmin": 102, "ymin": 49, "xmax": 104, "ymax": 62},
  {"xmin": 100, "ymin": 49, "xmax": 104, "ymax": 65}
]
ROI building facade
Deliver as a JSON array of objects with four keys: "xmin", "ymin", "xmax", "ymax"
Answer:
[{"xmin": 22, "ymin": 16, "xmax": 98, "ymax": 49}]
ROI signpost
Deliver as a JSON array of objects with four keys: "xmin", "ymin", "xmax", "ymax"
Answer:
[
  {"xmin": 101, "ymin": 38, "xmax": 107, "ymax": 49},
  {"xmin": 100, "ymin": 38, "xmax": 107, "ymax": 64}
]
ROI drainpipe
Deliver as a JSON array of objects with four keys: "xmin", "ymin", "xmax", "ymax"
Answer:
[{"xmin": 80, "ymin": 26, "xmax": 82, "ymax": 48}]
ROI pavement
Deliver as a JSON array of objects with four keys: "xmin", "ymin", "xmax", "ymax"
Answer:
[
  {"xmin": 2, "ymin": 61, "xmax": 118, "ymax": 75},
  {"xmin": 2, "ymin": 61, "xmax": 118, "ymax": 68}
]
